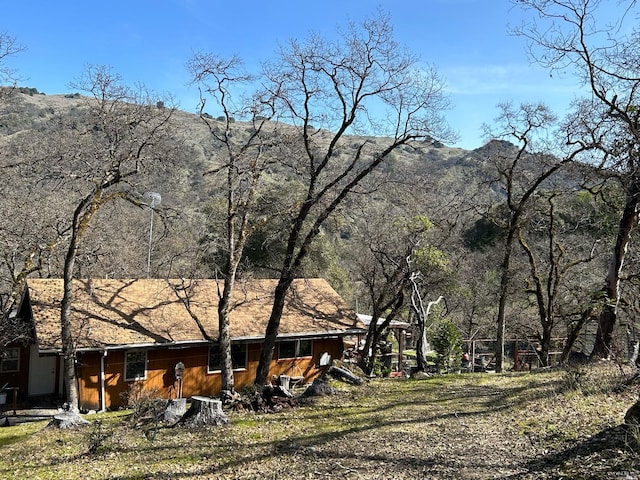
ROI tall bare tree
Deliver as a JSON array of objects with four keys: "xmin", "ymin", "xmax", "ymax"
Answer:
[
  {"xmin": 187, "ymin": 54, "xmax": 279, "ymax": 392},
  {"xmin": 517, "ymin": 191, "xmax": 603, "ymax": 365},
  {"xmin": 482, "ymin": 102, "xmax": 577, "ymax": 372},
  {"xmin": 30, "ymin": 66, "xmax": 176, "ymax": 411},
  {"xmin": 514, "ymin": 0, "xmax": 640, "ymax": 358},
  {"xmin": 0, "ymin": 32, "xmax": 32, "ymax": 356},
  {"xmin": 253, "ymin": 12, "xmax": 454, "ymax": 385},
  {"xmin": 353, "ymin": 209, "xmax": 447, "ymax": 374}
]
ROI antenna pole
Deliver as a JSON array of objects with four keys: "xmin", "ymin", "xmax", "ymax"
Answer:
[
  {"xmin": 145, "ymin": 192, "xmax": 161, "ymax": 278},
  {"xmin": 147, "ymin": 206, "xmax": 154, "ymax": 278}
]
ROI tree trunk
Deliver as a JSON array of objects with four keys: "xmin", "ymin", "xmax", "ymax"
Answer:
[
  {"xmin": 60, "ymin": 256, "xmax": 80, "ymax": 412},
  {"xmin": 217, "ymin": 277, "xmax": 235, "ymax": 393},
  {"xmin": 254, "ymin": 277, "xmax": 292, "ymax": 386},
  {"xmin": 60, "ymin": 214, "xmax": 82, "ymax": 413},
  {"xmin": 415, "ymin": 315, "xmax": 428, "ymax": 372},
  {"xmin": 539, "ymin": 323, "xmax": 552, "ymax": 367},
  {"xmin": 560, "ymin": 306, "xmax": 593, "ymax": 363},
  {"xmin": 495, "ymin": 228, "xmax": 516, "ymax": 373},
  {"xmin": 360, "ymin": 306, "xmax": 385, "ymax": 375},
  {"xmin": 359, "ymin": 296, "xmax": 404, "ymax": 375},
  {"xmin": 416, "ymin": 295, "xmax": 444, "ymax": 372},
  {"xmin": 592, "ymin": 305, "xmax": 617, "ymax": 358},
  {"xmin": 591, "ymin": 183, "xmax": 639, "ymax": 358}
]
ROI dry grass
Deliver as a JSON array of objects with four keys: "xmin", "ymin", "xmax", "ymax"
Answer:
[{"xmin": 1, "ymin": 363, "xmax": 639, "ymax": 479}]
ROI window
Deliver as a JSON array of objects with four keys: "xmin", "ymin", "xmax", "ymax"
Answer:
[
  {"xmin": 124, "ymin": 350, "xmax": 147, "ymax": 381},
  {"xmin": 0, "ymin": 348, "xmax": 19, "ymax": 373},
  {"xmin": 278, "ymin": 339, "xmax": 312, "ymax": 359},
  {"xmin": 208, "ymin": 343, "xmax": 247, "ymax": 372}
]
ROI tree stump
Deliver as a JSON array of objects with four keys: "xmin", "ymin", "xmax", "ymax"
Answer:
[
  {"xmin": 47, "ymin": 412, "xmax": 90, "ymax": 429},
  {"xmin": 179, "ymin": 396, "xmax": 228, "ymax": 428},
  {"xmin": 278, "ymin": 375, "xmax": 291, "ymax": 391},
  {"xmin": 301, "ymin": 378, "xmax": 336, "ymax": 398},
  {"xmin": 164, "ymin": 398, "xmax": 187, "ymax": 423}
]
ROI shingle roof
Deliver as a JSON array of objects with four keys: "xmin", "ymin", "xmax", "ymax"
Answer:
[{"xmin": 25, "ymin": 278, "xmax": 363, "ymax": 351}]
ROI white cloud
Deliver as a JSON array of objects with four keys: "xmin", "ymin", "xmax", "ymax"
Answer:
[{"xmin": 442, "ymin": 64, "xmax": 581, "ymax": 97}]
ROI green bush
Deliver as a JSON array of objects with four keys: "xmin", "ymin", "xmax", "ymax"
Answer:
[{"xmin": 430, "ymin": 318, "xmax": 462, "ymax": 373}]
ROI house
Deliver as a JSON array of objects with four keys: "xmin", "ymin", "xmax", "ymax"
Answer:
[{"xmin": 3, "ymin": 278, "xmax": 364, "ymax": 411}]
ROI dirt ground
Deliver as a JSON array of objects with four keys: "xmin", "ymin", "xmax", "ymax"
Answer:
[
  {"xmin": 1, "ymin": 364, "xmax": 640, "ymax": 479},
  {"xmin": 254, "ymin": 368, "xmax": 639, "ymax": 480}
]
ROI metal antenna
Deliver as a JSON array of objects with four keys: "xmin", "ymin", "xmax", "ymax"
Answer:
[{"xmin": 144, "ymin": 192, "xmax": 161, "ymax": 278}]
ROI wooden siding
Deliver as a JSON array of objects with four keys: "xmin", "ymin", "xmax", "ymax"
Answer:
[
  {"xmin": 0, "ymin": 345, "xmax": 32, "ymax": 400},
  {"xmin": 76, "ymin": 337, "xmax": 344, "ymax": 410}
]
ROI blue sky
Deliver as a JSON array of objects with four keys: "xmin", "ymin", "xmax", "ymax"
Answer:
[{"xmin": 1, "ymin": 0, "xmax": 610, "ymax": 149}]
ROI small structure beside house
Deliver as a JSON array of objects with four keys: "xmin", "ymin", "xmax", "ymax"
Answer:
[
  {"xmin": 2, "ymin": 278, "xmax": 364, "ymax": 412},
  {"xmin": 356, "ymin": 313, "xmax": 412, "ymax": 376}
]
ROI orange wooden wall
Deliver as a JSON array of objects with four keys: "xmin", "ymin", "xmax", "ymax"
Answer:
[{"xmin": 76, "ymin": 338, "xmax": 344, "ymax": 410}]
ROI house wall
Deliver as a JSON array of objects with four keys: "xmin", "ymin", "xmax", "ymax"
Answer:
[
  {"xmin": 76, "ymin": 337, "xmax": 344, "ymax": 411},
  {"xmin": 0, "ymin": 345, "xmax": 31, "ymax": 400}
]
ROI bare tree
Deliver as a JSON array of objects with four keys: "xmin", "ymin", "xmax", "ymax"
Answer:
[
  {"xmin": 187, "ymin": 54, "xmax": 279, "ymax": 392},
  {"xmin": 253, "ymin": 12, "xmax": 454, "ymax": 386},
  {"xmin": 517, "ymin": 191, "xmax": 602, "ymax": 365},
  {"xmin": 514, "ymin": 0, "xmax": 640, "ymax": 358},
  {"xmin": 29, "ymin": 66, "xmax": 177, "ymax": 411},
  {"xmin": 410, "ymin": 285, "xmax": 444, "ymax": 373},
  {"xmin": 482, "ymin": 102, "xmax": 577, "ymax": 372},
  {"xmin": 352, "ymin": 210, "xmax": 446, "ymax": 374},
  {"xmin": 0, "ymin": 31, "xmax": 24, "ymax": 101},
  {"xmin": 0, "ymin": 32, "xmax": 33, "ymax": 356}
]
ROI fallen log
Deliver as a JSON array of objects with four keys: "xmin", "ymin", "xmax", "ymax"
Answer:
[{"xmin": 328, "ymin": 365, "xmax": 364, "ymax": 385}]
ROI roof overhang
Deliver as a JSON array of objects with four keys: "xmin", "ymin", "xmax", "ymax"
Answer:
[
  {"xmin": 357, "ymin": 313, "xmax": 411, "ymax": 330},
  {"xmin": 35, "ymin": 328, "xmax": 367, "ymax": 354}
]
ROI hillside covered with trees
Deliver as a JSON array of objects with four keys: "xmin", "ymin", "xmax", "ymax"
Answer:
[{"xmin": 1, "ymin": 1, "xmax": 640, "ymax": 404}]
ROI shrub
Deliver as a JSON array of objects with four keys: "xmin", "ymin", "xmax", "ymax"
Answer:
[
  {"xmin": 430, "ymin": 318, "xmax": 462, "ymax": 373},
  {"xmin": 86, "ymin": 420, "xmax": 112, "ymax": 455},
  {"xmin": 120, "ymin": 382, "xmax": 166, "ymax": 425},
  {"xmin": 558, "ymin": 360, "xmax": 634, "ymax": 396}
]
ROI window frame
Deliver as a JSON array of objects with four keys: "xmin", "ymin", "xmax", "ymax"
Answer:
[
  {"xmin": 208, "ymin": 343, "xmax": 248, "ymax": 373},
  {"xmin": 0, "ymin": 347, "xmax": 19, "ymax": 373},
  {"xmin": 124, "ymin": 350, "xmax": 147, "ymax": 382},
  {"xmin": 277, "ymin": 339, "xmax": 313, "ymax": 360}
]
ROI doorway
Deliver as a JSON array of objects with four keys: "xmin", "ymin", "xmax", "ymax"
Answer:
[{"xmin": 28, "ymin": 345, "xmax": 57, "ymax": 396}]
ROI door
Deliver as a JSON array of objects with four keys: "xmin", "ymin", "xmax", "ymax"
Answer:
[{"xmin": 28, "ymin": 345, "xmax": 57, "ymax": 396}]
